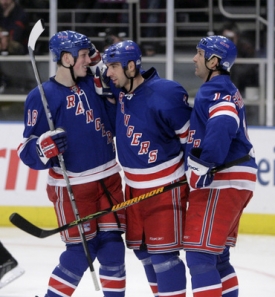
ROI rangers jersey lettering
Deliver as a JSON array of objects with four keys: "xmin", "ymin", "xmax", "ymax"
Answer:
[
  {"xmin": 18, "ymin": 76, "xmax": 120, "ymax": 186},
  {"xmin": 114, "ymin": 67, "xmax": 192, "ymax": 188}
]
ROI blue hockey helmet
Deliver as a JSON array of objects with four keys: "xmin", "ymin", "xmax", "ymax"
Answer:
[
  {"xmin": 102, "ymin": 40, "xmax": 142, "ymax": 70},
  {"xmin": 197, "ymin": 35, "xmax": 237, "ymax": 72},
  {"xmin": 49, "ymin": 30, "xmax": 93, "ymax": 62}
]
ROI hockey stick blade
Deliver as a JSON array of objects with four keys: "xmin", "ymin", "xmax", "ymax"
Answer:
[
  {"xmin": 10, "ymin": 154, "xmax": 251, "ymax": 238},
  {"xmin": 9, "ymin": 210, "xmax": 110, "ymax": 239},
  {"xmin": 9, "ymin": 212, "xmax": 59, "ymax": 238},
  {"xmin": 28, "ymin": 19, "xmax": 45, "ymax": 51}
]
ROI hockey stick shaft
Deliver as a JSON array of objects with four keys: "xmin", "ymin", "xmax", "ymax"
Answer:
[
  {"xmin": 10, "ymin": 154, "xmax": 251, "ymax": 238},
  {"xmin": 27, "ymin": 19, "xmax": 100, "ymax": 291}
]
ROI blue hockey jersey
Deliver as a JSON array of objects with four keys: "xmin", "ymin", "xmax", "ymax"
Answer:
[
  {"xmin": 114, "ymin": 67, "xmax": 192, "ymax": 189},
  {"xmin": 18, "ymin": 76, "xmax": 120, "ymax": 187},
  {"xmin": 185, "ymin": 74, "xmax": 257, "ymax": 190}
]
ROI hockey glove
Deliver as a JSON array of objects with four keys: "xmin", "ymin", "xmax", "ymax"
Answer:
[
  {"xmin": 89, "ymin": 49, "xmax": 113, "ymax": 97},
  {"xmin": 187, "ymin": 148, "xmax": 215, "ymax": 189},
  {"xmin": 36, "ymin": 128, "xmax": 68, "ymax": 164}
]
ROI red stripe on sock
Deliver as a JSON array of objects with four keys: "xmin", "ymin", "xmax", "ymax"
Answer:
[
  {"xmin": 150, "ymin": 283, "xmax": 158, "ymax": 294},
  {"xmin": 100, "ymin": 277, "xmax": 126, "ymax": 290},
  {"xmin": 48, "ymin": 277, "xmax": 75, "ymax": 296},
  {"xmin": 222, "ymin": 273, "xmax": 239, "ymax": 292},
  {"xmin": 193, "ymin": 285, "xmax": 222, "ymax": 297}
]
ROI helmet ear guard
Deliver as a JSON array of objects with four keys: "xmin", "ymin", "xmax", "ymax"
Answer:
[
  {"xmin": 197, "ymin": 35, "xmax": 237, "ymax": 72},
  {"xmin": 49, "ymin": 30, "xmax": 93, "ymax": 62}
]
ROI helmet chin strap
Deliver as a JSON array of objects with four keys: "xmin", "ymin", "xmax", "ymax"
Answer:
[
  {"xmin": 69, "ymin": 65, "xmax": 77, "ymax": 83},
  {"xmin": 205, "ymin": 59, "xmax": 219, "ymax": 82},
  {"xmin": 123, "ymin": 67, "xmax": 139, "ymax": 93},
  {"xmin": 61, "ymin": 58, "xmax": 77, "ymax": 83}
]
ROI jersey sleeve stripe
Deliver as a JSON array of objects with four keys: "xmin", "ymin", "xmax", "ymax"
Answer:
[
  {"xmin": 175, "ymin": 120, "xmax": 190, "ymax": 144},
  {"xmin": 209, "ymin": 103, "xmax": 239, "ymax": 126}
]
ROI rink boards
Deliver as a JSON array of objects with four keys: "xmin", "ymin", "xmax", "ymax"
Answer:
[{"xmin": 0, "ymin": 123, "xmax": 274, "ymax": 235}]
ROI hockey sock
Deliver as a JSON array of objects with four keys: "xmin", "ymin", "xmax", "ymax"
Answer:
[
  {"xmin": 97, "ymin": 231, "xmax": 126, "ymax": 297},
  {"xmin": 151, "ymin": 252, "xmax": 186, "ymax": 297},
  {"xmin": 186, "ymin": 251, "xmax": 222, "ymax": 297},
  {"xmin": 134, "ymin": 250, "xmax": 159, "ymax": 296},
  {"xmin": 47, "ymin": 264, "xmax": 82, "ymax": 297},
  {"xmin": 47, "ymin": 242, "xmax": 90, "ymax": 297},
  {"xmin": 217, "ymin": 247, "xmax": 239, "ymax": 297}
]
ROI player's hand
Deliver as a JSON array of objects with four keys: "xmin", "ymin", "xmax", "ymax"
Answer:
[
  {"xmin": 187, "ymin": 148, "xmax": 215, "ymax": 188},
  {"xmin": 89, "ymin": 49, "xmax": 113, "ymax": 97},
  {"xmin": 36, "ymin": 128, "xmax": 68, "ymax": 164}
]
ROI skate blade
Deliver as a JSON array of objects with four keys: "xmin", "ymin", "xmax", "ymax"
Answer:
[{"xmin": 0, "ymin": 265, "xmax": 25, "ymax": 289}]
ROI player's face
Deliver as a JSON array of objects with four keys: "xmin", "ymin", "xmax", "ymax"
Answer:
[
  {"xmin": 193, "ymin": 48, "xmax": 209, "ymax": 81},
  {"xmin": 106, "ymin": 62, "xmax": 130, "ymax": 89},
  {"xmin": 73, "ymin": 49, "xmax": 91, "ymax": 78}
]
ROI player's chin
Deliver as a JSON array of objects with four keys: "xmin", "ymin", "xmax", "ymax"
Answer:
[
  {"xmin": 112, "ymin": 79, "xmax": 119, "ymax": 87},
  {"xmin": 78, "ymin": 70, "xmax": 88, "ymax": 77}
]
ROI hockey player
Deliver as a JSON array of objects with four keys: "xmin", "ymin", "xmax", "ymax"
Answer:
[
  {"xmin": 102, "ymin": 40, "xmax": 192, "ymax": 297},
  {"xmin": 184, "ymin": 35, "xmax": 258, "ymax": 297},
  {"xmin": 17, "ymin": 31, "xmax": 126, "ymax": 297},
  {"xmin": 0, "ymin": 241, "xmax": 24, "ymax": 288}
]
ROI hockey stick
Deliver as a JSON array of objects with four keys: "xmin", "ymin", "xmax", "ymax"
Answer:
[
  {"xmin": 27, "ymin": 19, "xmax": 100, "ymax": 291},
  {"xmin": 10, "ymin": 154, "xmax": 251, "ymax": 238}
]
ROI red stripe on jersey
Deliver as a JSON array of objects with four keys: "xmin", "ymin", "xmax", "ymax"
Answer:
[
  {"xmin": 215, "ymin": 171, "xmax": 256, "ymax": 182},
  {"xmin": 124, "ymin": 158, "xmax": 184, "ymax": 182},
  {"xmin": 178, "ymin": 128, "xmax": 189, "ymax": 141},
  {"xmin": 48, "ymin": 162, "xmax": 119, "ymax": 180},
  {"xmin": 48, "ymin": 276, "xmax": 76, "ymax": 296},
  {"xmin": 209, "ymin": 105, "xmax": 237, "ymax": 118}
]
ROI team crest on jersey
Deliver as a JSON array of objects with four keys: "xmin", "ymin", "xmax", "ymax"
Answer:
[
  {"xmin": 126, "ymin": 93, "xmax": 134, "ymax": 100},
  {"xmin": 70, "ymin": 85, "xmax": 81, "ymax": 95}
]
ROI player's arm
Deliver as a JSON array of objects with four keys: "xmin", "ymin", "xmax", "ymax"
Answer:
[
  {"xmin": 18, "ymin": 91, "xmax": 67, "ymax": 170},
  {"xmin": 187, "ymin": 100, "xmax": 239, "ymax": 189},
  {"xmin": 200, "ymin": 100, "xmax": 240, "ymax": 164},
  {"xmin": 159, "ymin": 84, "xmax": 192, "ymax": 150}
]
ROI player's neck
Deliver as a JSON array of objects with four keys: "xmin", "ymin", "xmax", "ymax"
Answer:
[
  {"xmin": 54, "ymin": 68, "xmax": 75, "ymax": 87},
  {"xmin": 129, "ymin": 74, "xmax": 144, "ymax": 92}
]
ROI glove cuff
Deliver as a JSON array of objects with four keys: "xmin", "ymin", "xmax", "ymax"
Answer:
[
  {"xmin": 188, "ymin": 153, "xmax": 215, "ymax": 176},
  {"xmin": 36, "ymin": 137, "xmax": 50, "ymax": 165},
  {"xmin": 89, "ymin": 50, "xmax": 103, "ymax": 74}
]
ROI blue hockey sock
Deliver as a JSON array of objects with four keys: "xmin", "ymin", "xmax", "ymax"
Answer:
[
  {"xmin": 97, "ymin": 231, "xmax": 126, "ymax": 297},
  {"xmin": 186, "ymin": 251, "xmax": 222, "ymax": 297},
  {"xmin": 134, "ymin": 250, "xmax": 158, "ymax": 296},
  {"xmin": 47, "ymin": 242, "xmax": 91, "ymax": 297},
  {"xmin": 217, "ymin": 247, "xmax": 239, "ymax": 297},
  {"xmin": 151, "ymin": 252, "xmax": 186, "ymax": 296}
]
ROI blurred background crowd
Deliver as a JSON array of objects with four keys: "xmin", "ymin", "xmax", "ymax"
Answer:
[{"xmin": 0, "ymin": 0, "xmax": 269, "ymax": 125}]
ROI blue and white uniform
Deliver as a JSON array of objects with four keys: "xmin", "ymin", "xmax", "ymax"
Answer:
[
  {"xmin": 18, "ymin": 75, "xmax": 126, "ymax": 297},
  {"xmin": 18, "ymin": 76, "xmax": 120, "ymax": 185},
  {"xmin": 185, "ymin": 74, "xmax": 257, "ymax": 190},
  {"xmin": 184, "ymin": 74, "xmax": 257, "ymax": 297},
  {"xmin": 115, "ymin": 67, "xmax": 192, "ymax": 189}
]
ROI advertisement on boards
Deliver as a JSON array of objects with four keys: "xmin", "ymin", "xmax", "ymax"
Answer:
[{"xmin": 0, "ymin": 123, "xmax": 274, "ymax": 212}]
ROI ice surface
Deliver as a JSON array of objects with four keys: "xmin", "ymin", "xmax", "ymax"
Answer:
[{"xmin": 0, "ymin": 227, "xmax": 274, "ymax": 297}]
